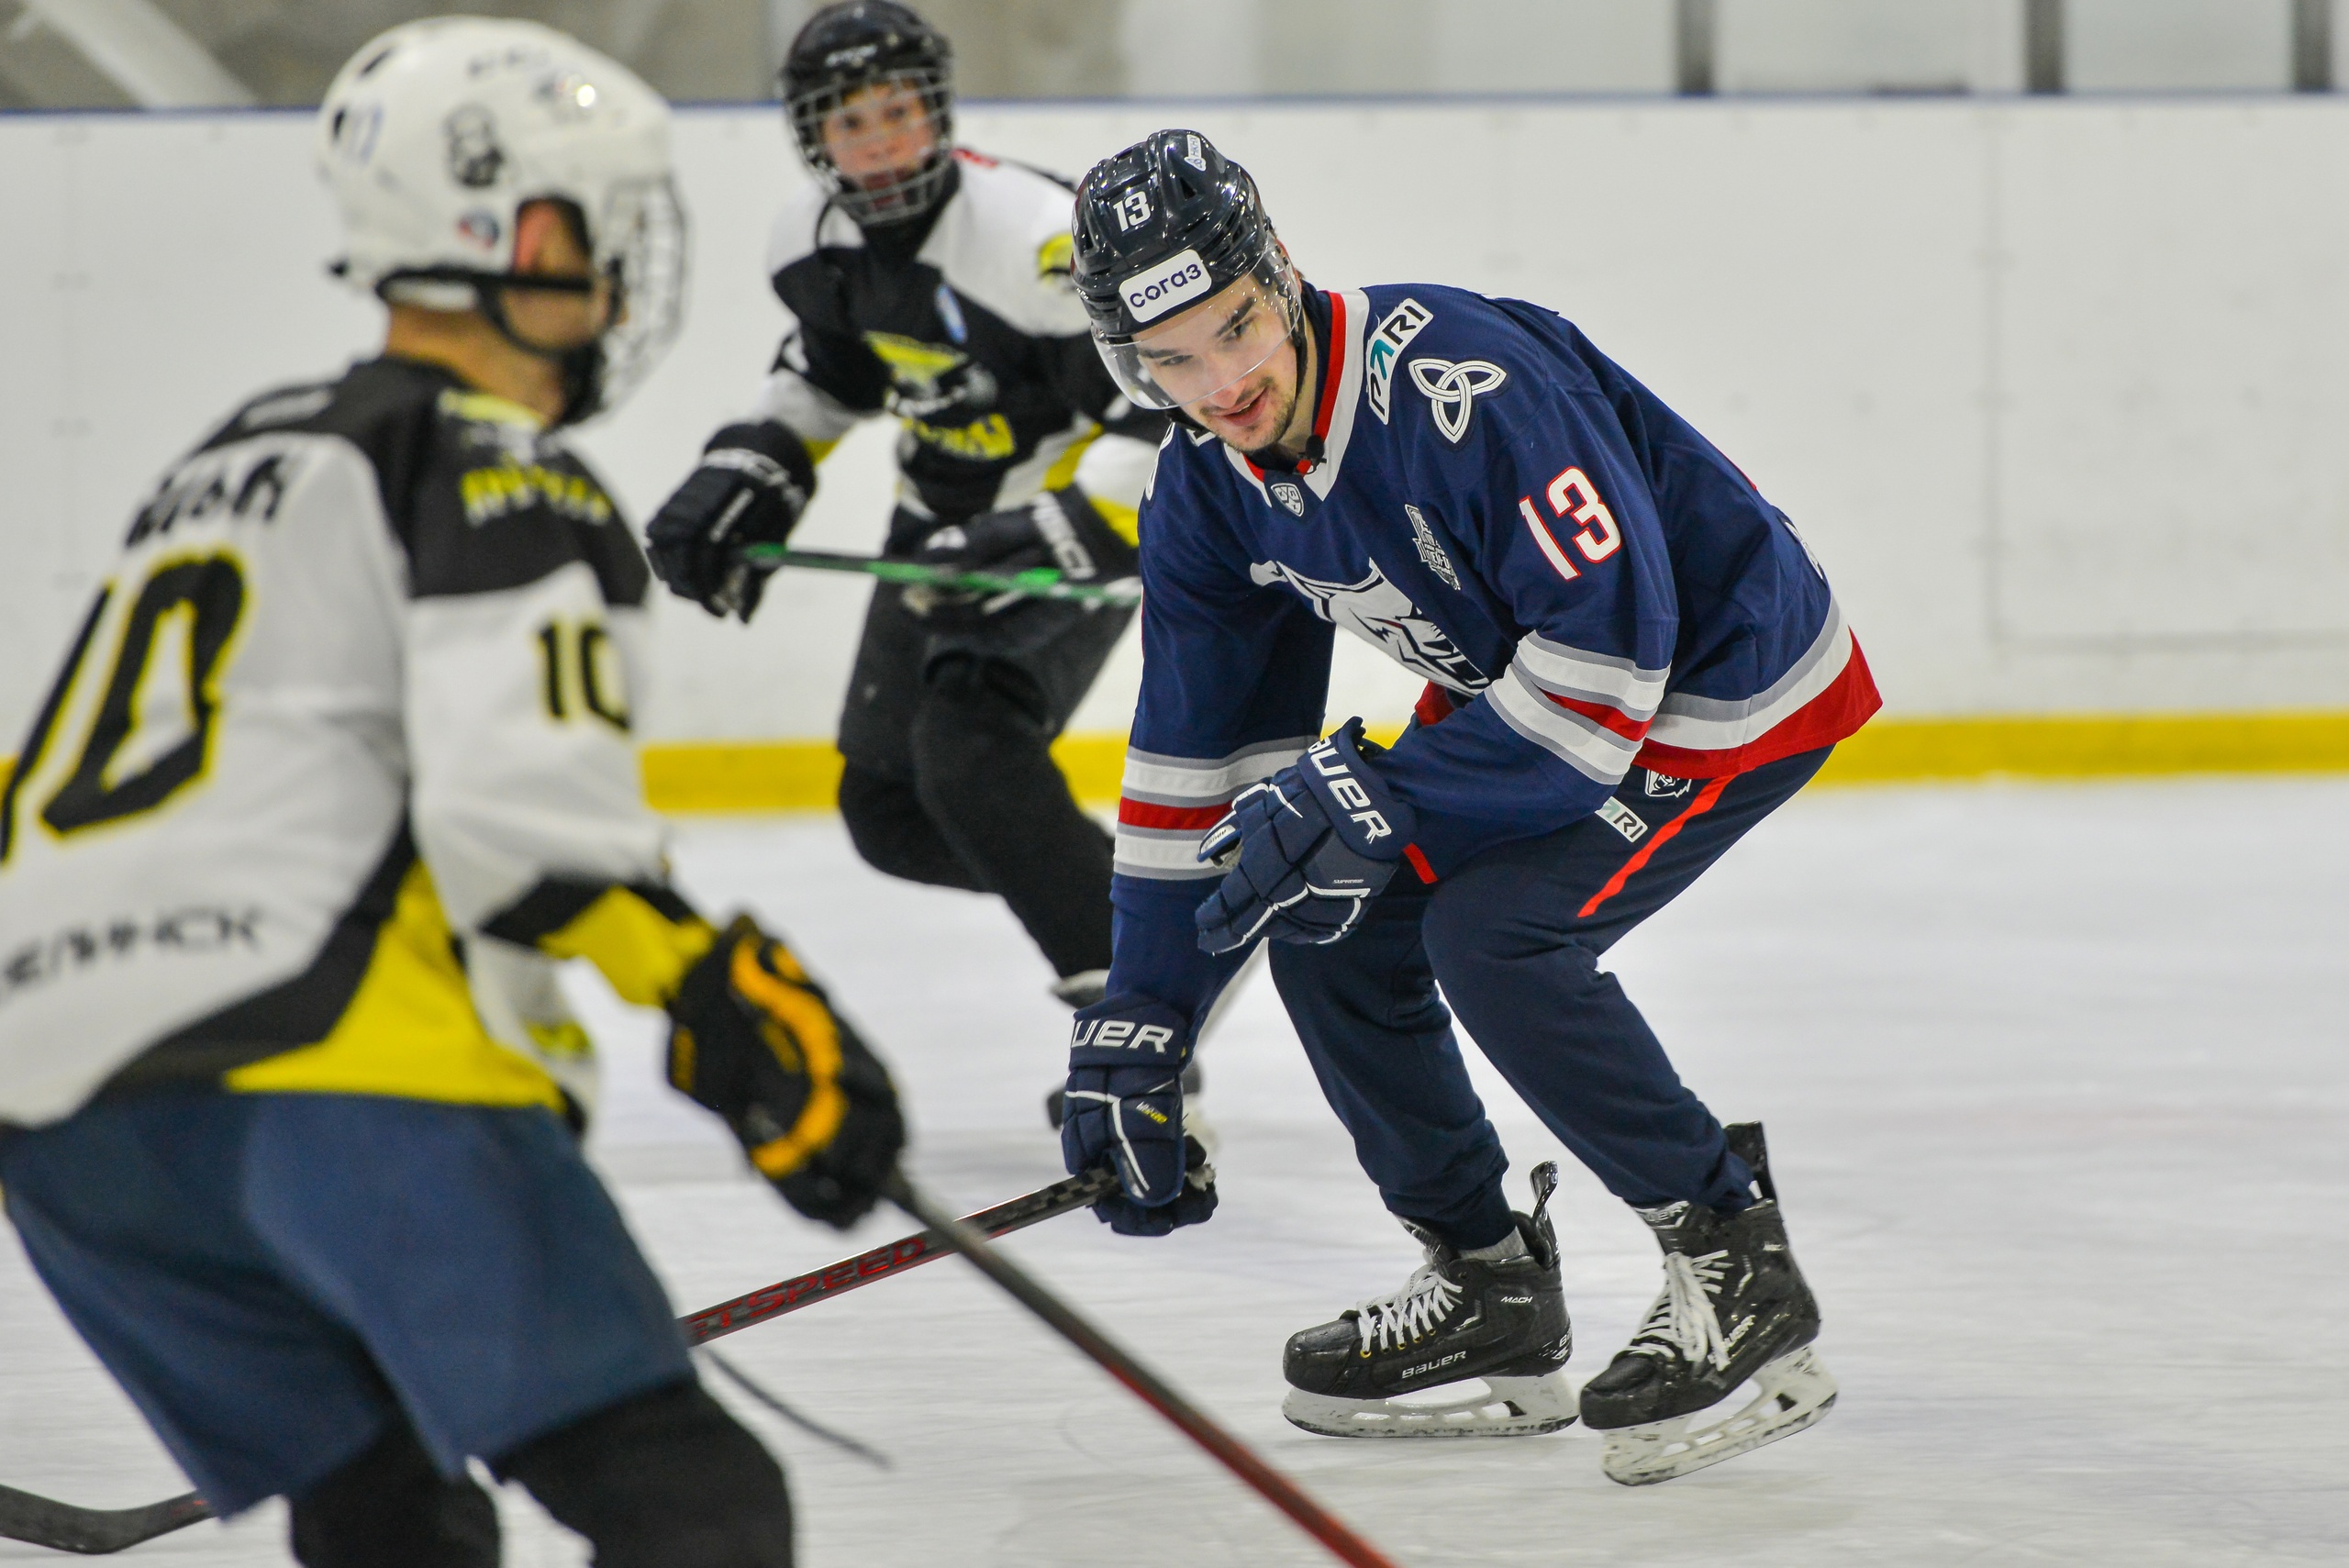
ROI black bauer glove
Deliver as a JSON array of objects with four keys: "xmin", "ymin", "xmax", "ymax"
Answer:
[
  {"xmin": 1060, "ymin": 999, "xmax": 1218, "ymax": 1237},
  {"xmin": 905, "ymin": 485, "xmax": 1138, "ymax": 625},
  {"xmin": 1195, "ymin": 719, "xmax": 1421, "ymax": 954},
  {"xmin": 645, "ymin": 422, "xmax": 815, "ymax": 622},
  {"xmin": 665, "ymin": 916, "xmax": 905, "ymax": 1228}
]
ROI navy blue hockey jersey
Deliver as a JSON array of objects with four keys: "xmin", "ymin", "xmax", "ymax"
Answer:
[{"xmin": 1108, "ymin": 284, "xmax": 1880, "ymax": 1024}]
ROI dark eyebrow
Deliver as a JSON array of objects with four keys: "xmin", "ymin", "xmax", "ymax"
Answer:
[{"xmin": 1217, "ymin": 296, "xmax": 1256, "ymax": 336}]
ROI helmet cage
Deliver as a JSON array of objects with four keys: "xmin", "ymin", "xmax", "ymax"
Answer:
[{"xmin": 787, "ymin": 66, "xmax": 954, "ymax": 227}]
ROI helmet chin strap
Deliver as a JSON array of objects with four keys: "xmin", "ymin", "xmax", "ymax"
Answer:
[{"xmin": 470, "ymin": 274, "xmax": 608, "ymax": 426}]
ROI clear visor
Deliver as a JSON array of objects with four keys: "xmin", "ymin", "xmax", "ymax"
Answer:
[{"xmin": 1099, "ymin": 264, "xmax": 1299, "ymax": 413}]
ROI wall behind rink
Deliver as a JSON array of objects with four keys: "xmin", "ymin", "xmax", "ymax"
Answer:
[{"xmin": 4, "ymin": 96, "xmax": 2348, "ymax": 781}]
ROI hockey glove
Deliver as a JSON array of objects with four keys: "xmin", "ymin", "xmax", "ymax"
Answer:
[
  {"xmin": 1061, "ymin": 999, "xmax": 1218, "ymax": 1237},
  {"xmin": 665, "ymin": 917, "xmax": 905, "ymax": 1228},
  {"xmin": 645, "ymin": 422, "xmax": 814, "ymax": 622},
  {"xmin": 906, "ymin": 486, "xmax": 1137, "ymax": 625},
  {"xmin": 1195, "ymin": 718, "xmax": 1419, "ymax": 955}
]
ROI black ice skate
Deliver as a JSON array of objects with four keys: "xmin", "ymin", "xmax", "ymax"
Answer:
[
  {"xmin": 1281, "ymin": 1163, "xmax": 1575, "ymax": 1439},
  {"xmin": 1578, "ymin": 1123, "xmax": 1838, "ymax": 1485}
]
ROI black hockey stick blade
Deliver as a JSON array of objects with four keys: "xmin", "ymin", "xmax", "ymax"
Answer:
[
  {"xmin": 748, "ymin": 545, "xmax": 1142, "ymax": 608},
  {"xmin": 680, "ymin": 1165, "xmax": 1119, "ymax": 1345},
  {"xmin": 0, "ymin": 1483, "xmax": 210, "ymax": 1555},
  {"xmin": 0, "ymin": 1169, "xmax": 1117, "ymax": 1554},
  {"xmin": 702, "ymin": 1350, "xmax": 893, "ymax": 1470},
  {"xmin": 885, "ymin": 1173, "xmax": 1405, "ymax": 1568}
]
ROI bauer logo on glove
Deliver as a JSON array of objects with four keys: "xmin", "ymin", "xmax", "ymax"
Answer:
[{"xmin": 1194, "ymin": 717, "xmax": 1420, "ymax": 954}]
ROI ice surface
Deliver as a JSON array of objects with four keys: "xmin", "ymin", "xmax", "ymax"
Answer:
[{"xmin": 3, "ymin": 777, "xmax": 2345, "ymax": 1564}]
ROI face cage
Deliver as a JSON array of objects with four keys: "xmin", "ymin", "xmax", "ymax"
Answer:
[
  {"xmin": 586, "ymin": 175, "xmax": 689, "ymax": 421},
  {"xmin": 1096, "ymin": 258, "xmax": 1302, "ymax": 414},
  {"xmin": 787, "ymin": 71, "xmax": 953, "ymax": 227}
]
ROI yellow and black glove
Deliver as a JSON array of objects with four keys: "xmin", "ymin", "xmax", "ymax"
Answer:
[{"xmin": 664, "ymin": 916, "xmax": 905, "ymax": 1228}]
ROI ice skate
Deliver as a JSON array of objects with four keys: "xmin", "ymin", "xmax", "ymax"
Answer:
[
  {"xmin": 1282, "ymin": 1163, "xmax": 1575, "ymax": 1439},
  {"xmin": 1579, "ymin": 1124, "xmax": 1837, "ymax": 1484}
]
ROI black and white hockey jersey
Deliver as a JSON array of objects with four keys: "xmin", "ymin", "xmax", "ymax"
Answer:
[
  {"xmin": 0, "ymin": 359, "xmax": 718, "ymax": 1129},
  {"xmin": 751, "ymin": 149, "xmax": 1163, "ymax": 541}
]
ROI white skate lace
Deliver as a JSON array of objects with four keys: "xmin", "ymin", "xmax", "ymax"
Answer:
[
  {"xmin": 1628, "ymin": 1249, "xmax": 1731, "ymax": 1371},
  {"xmin": 1353, "ymin": 1261, "xmax": 1463, "ymax": 1354}
]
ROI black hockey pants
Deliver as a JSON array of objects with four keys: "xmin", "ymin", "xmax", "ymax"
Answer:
[
  {"xmin": 290, "ymin": 1380, "xmax": 793, "ymax": 1568},
  {"xmin": 835, "ymin": 566, "xmax": 1130, "ymax": 980}
]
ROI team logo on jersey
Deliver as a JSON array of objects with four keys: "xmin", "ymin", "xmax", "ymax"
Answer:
[
  {"xmin": 1405, "ymin": 505, "xmax": 1459, "ymax": 590},
  {"xmin": 1269, "ymin": 479, "xmax": 1305, "ymax": 516},
  {"xmin": 863, "ymin": 330, "xmax": 998, "ymax": 419},
  {"xmin": 1249, "ymin": 558, "xmax": 1489, "ymax": 692},
  {"xmin": 1408, "ymin": 357, "xmax": 1508, "ymax": 444},
  {"xmin": 1643, "ymin": 770, "xmax": 1693, "ymax": 799},
  {"xmin": 1364, "ymin": 299, "xmax": 1432, "ymax": 424}
]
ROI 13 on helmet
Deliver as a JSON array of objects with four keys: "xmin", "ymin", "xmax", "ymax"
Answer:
[
  {"xmin": 316, "ymin": 17, "xmax": 687, "ymax": 423},
  {"xmin": 782, "ymin": 1, "xmax": 954, "ymax": 228},
  {"xmin": 1072, "ymin": 129, "xmax": 1300, "ymax": 413}
]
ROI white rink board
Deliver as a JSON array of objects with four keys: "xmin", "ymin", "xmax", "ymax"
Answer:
[
  {"xmin": 6, "ymin": 98, "xmax": 2349, "ymax": 750},
  {"xmin": 1, "ymin": 775, "xmax": 2344, "ymax": 1563}
]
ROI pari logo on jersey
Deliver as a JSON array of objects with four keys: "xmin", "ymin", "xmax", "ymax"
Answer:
[
  {"xmin": 1409, "ymin": 357, "xmax": 1508, "ymax": 444},
  {"xmin": 1364, "ymin": 298, "xmax": 1433, "ymax": 424},
  {"xmin": 1250, "ymin": 557, "xmax": 1489, "ymax": 692},
  {"xmin": 1120, "ymin": 247, "xmax": 1211, "ymax": 323}
]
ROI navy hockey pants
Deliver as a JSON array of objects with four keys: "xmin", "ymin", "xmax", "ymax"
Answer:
[
  {"xmin": 1268, "ymin": 747, "xmax": 1831, "ymax": 1249},
  {"xmin": 0, "ymin": 1093, "xmax": 696, "ymax": 1515}
]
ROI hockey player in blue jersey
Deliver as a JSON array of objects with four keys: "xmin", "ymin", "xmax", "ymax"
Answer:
[{"xmin": 1055, "ymin": 131, "xmax": 1881, "ymax": 1485}]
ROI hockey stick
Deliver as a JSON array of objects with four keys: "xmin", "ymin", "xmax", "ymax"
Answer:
[
  {"xmin": 0, "ymin": 1168, "xmax": 1118, "ymax": 1556},
  {"xmin": 886, "ymin": 1173, "xmax": 1404, "ymax": 1568},
  {"xmin": 702, "ymin": 1350, "xmax": 892, "ymax": 1470},
  {"xmin": 746, "ymin": 545, "xmax": 1142, "ymax": 608}
]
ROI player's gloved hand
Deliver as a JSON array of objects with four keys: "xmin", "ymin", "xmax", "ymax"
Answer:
[
  {"xmin": 664, "ymin": 916, "xmax": 905, "ymax": 1228},
  {"xmin": 1195, "ymin": 718, "xmax": 1419, "ymax": 954},
  {"xmin": 905, "ymin": 487, "xmax": 1135, "ymax": 625},
  {"xmin": 1060, "ymin": 999, "xmax": 1218, "ymax": 1237},
  {"xmin": 645, "ymin": 422, "xmax": 813, "ymax": 622}
]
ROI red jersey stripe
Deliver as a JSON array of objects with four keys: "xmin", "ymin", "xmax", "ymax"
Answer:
[{"xmin": 1118, "ymin": 798, "xmax": 1230, "ymax": 832}]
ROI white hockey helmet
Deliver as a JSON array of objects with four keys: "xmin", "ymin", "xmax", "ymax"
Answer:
[{"xmin": 317, "ymin": 17, "xmax": 687, "ymax": 421}]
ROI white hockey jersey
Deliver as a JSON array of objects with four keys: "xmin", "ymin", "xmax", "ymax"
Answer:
[{"xmin": 0, "ymin": 359, "xmax": 714, "ymax": 1128}]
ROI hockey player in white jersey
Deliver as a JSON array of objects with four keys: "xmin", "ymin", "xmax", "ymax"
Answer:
[
  {"xmin": 642, "ymin": 3, "xmax": 1169, "ymax": 1066},
  {"xmin": 0, "ymin": 21, "xmax": 900, "ymax": 1564}
]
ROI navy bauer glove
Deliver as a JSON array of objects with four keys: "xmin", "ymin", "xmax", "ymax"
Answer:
[
  {"xmin": 1194, "ymin": 718, "xmax": 1419, "ymax": 955},
  {"xmin": 1060, "ymin": 999, "xmax": 1218, "ymax": 1237}
]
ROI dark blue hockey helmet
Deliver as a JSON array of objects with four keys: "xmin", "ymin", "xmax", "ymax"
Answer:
[{"xmin": 1074, "ymin": 130, "xmax": 1302, "ymax": 410}]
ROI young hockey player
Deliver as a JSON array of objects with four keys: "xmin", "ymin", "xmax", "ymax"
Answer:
[
  {"xmin": 0, "ymin": 21, "xmax": 900, "ymax": 1564},
  {"xmin": 1056, "ymin": 131, "xmax": 1879, "ymax": 1484},
  {"xmin": 643, "ymin": 2, "xmax": 1166, "ymax": 1035}
]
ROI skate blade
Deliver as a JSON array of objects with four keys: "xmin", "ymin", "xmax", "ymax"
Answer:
[
  {"xmin": 1283, "ymin": 1373, "xmax": 1577, "ymax": 1440},
  {"xmin": 1598, "ymin": 1346, "xmax": 1838, "ymax": 1486}
]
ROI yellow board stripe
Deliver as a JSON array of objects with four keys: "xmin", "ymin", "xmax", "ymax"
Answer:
[
  {"xmin": 629, "ymin": 710, "xmax": 2349, "ymax": 814},
  {"xmin": 12, "ymin": 709, "xmax": 2349, "ymax": 823}
]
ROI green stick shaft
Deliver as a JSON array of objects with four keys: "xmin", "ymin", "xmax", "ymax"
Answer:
[{"xmin": 746, "ymin": 546, "xmax": 1141, "ymax": 607}]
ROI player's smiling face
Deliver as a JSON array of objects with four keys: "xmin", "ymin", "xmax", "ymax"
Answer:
[{"xmin": 1134, "ymin": 276, "xmax": 1305, "ymax": 453}]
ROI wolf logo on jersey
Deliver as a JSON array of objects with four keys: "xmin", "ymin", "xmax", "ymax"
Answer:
[{"xmin": 1248, "ymin": 558, "xmax": 1489, "ymax": 693}]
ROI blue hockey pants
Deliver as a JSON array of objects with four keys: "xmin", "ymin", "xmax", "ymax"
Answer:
[{"xmin": 1268, "ymin": 747, "xmax": 1831, "ymax": 1248}]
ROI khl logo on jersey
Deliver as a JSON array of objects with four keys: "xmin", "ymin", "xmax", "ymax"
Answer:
[
  {"xmin": 1405, "ymin": 505, "xmax": 1460, "ymax": 590},
  {"xmin": 1364, "ymin": 298, "xmax": 1433, "ymax": 424},
  {"xmin": 1249, "ymin": 557, "xmax": 1489, "ymax": 692},
  {"xmin": 1409, "ymin": 357, "xmax": 1508, "ymax": 444},
  {"xmin": 1269, "ymin": 479, "xmax": 1305, "ymax": 516}
]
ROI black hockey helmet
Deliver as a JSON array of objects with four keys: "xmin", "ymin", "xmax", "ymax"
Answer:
[
  {"xmin": 1073, "ymin": 129, "xmax": 1301, "ymax": 411},
  {"xmin": 781, "ymin": 1, "xmax": 954, "ymax": 227}
]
